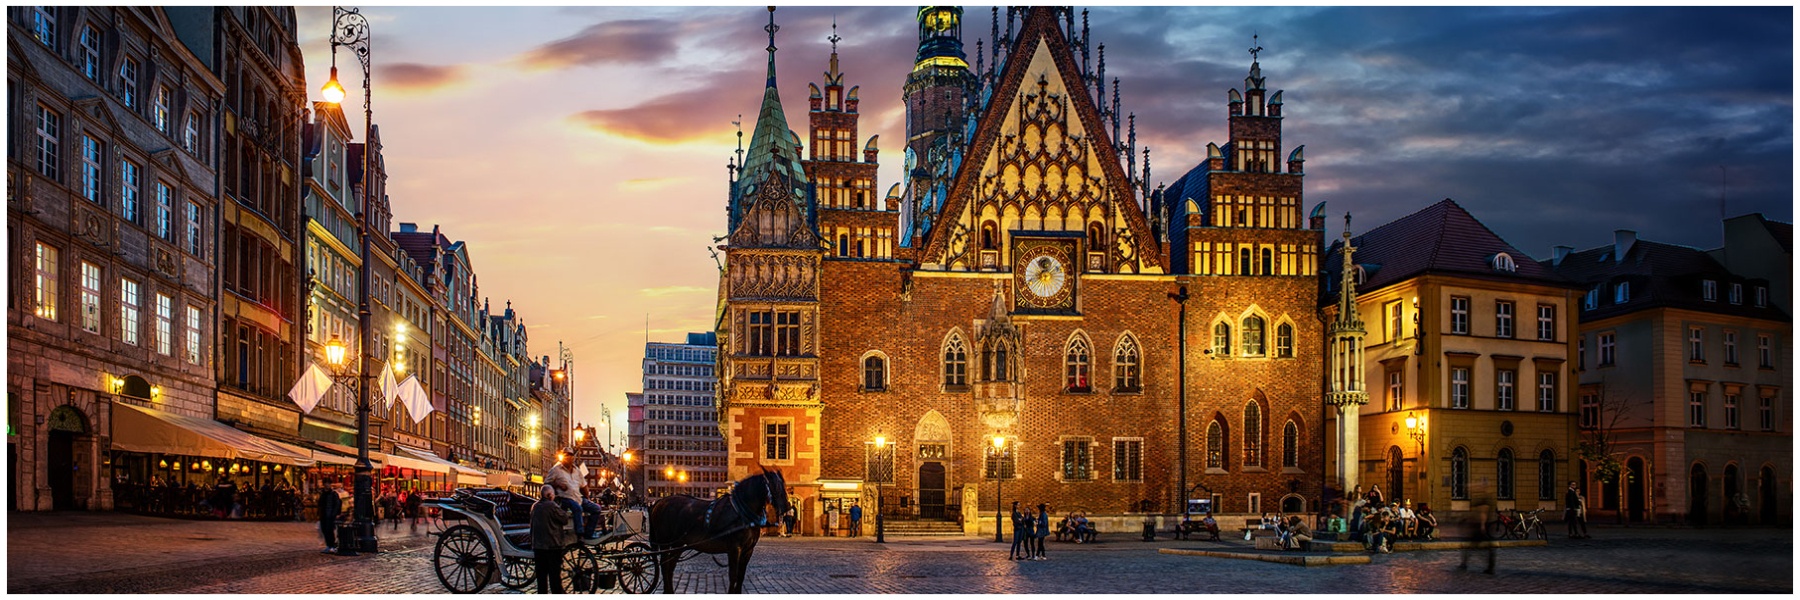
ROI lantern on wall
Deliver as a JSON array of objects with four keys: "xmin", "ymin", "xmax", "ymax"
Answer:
[
  {"xmin": 274, "ymin": 465, "xmax": 283, "ymax": 473},
  {"xmin": 159, "ymin": 459, "xmax": 169, "ymax": 469},
  {"xmin": 191, "ymin": 462, "xmax": 200, "ymax": 470},
  {"xmin": 202, "ymin": 460, "xmax": 212, "ymax": 471},
  {"xmin": 261, "ymin": 465, "xmax": 270, "ymax": 474}
]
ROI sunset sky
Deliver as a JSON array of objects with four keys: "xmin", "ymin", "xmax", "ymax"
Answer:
[{"xmin": 293, "ymin": 5, "xmax": 1792, "ymax": 449}]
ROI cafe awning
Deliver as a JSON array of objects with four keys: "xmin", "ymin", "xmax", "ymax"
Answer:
[
  {"xmin": 392, "ymin": 445, "xmax": 484, "ymax": 484},
  {"xmin": 111, "ymin": 403, "xmax": 315, "ymax": 467}
]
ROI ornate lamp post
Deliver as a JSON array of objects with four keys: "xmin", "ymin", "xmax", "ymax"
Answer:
[
  {"xmin": 322, "ymin": 5, "xmax": 376, "ymax": 554},
  {"xmin": 990, "ymin": 434, "xmax": 1007, "ymax": 543},
  {"xmin": 872, "ymin": 435, "xmax": 889, "ymax": 543}
]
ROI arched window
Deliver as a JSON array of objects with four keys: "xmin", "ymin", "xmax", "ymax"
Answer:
[
  {"xmin": 1065, "ymin": 336, "xmax": 1092, "ymax": 392},
  {"xmin": 837, "ymin": 234, "xmax": 850, "ymax": 257},
  {"xmin": 981, "ymin": 222, "xmax": 998, "ymax": 250},
  {"xmin": 1492, "ymin": 252, "xmax": 1517, "ymax": 272},
  {"xmin": 863, "ymin": 355, "xmax": 886, "ymax": 391},
  {"xmin": 1206, "ymin": 420, "xmax": 1225, "ymax": 470},
  {"xmin": 993, "ymin": 341, "xmax": 1010, "ymax": 382},
  {"xmin": 1282, "ymin": 420, "xmax": 1299, "ymax": 468},
  {"xmin": 1113, "ymin": 334, "xmax": 1140, "ymax": 392},
  {"xmin": 1087, "ymin": 223, "xmax": 1105, "ymax": 253},
  {"xmin": 1239, "ymin": 248, "xmax": 1252, "ymax": 275},
  {"xmin": 1538, "ymin": 449, "xmax": 1556, "ymax": 501},
  {"xmin": 1261, "ymin": 248, "xmax": 1274, "ymax": 275},
  {"xmin": 1243, "ymin": 402, "xmax": 1263, "ymax": 467},
  {"xmin": 1241, "ymin": 315, "xmax": 1265, "ymax": 357},
  {"xmin": 1497, "ymin": 448, "xmax": 1515, "ymax": 500},
  {"xmin": 942, "ymin": 333, "xmax": 967, "ymax": 388},
  {"xmin": 1276, "ymin": 323, "xmax": 1294, "ymax": 358},
  {"xmin": 1451, "ymin": 447, "xmax": 1469, "ymax": 499},
  {"xmin": 1213, "ymin": 322, "xmax": 1232, "ymax": 356}
]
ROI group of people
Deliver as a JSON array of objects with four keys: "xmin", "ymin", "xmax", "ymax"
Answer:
[
  {"xmin": 115, "ymin": 476, "xmax": 304, "ymax": 520},
  {"xmin": 374, "ymin": 487, "xmax": 428, "ymax": 531},
  {"xmin": 1007, "ymin": 502, "xmax": 1053, "ymax": 560},
  {"xmin": 1056, "ymin": 512, "xmax": 1098, "ymax": 543}
]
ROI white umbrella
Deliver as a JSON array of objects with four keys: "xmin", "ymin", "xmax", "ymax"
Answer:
[
  {"xmin": 288, "ymin": 364, "xmax": 334, "ymax": 415},
  {"xmin": 378, "ymin": 365, "xmax": 400, "ymax": 411}
]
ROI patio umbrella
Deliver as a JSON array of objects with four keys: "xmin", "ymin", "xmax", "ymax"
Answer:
[{"xmin": 288, "ymin": 364, "xmax": 334, "ymax": 415}]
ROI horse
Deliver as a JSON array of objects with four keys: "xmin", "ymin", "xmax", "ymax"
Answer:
[{"xmin": 648, "ymin": 468, "xmax": 789, "ymax": 594}]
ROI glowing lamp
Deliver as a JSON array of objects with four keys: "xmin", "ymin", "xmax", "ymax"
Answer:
[
  {"xmin": 320, "ymin": 67, "xmax": 347, "ymax": 104},
  {"xmin": 324, "ymin": 336, "xmax": 348, "ymax": 368}
]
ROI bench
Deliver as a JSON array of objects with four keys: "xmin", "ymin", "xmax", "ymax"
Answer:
[{"xmin": 1249, "ymin": 529, "xmax": 1283, "ymax": 550}]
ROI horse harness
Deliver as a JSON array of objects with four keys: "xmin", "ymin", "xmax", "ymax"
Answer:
[{"xmin": 702, "ymin": 475, "xmax": 776, "ymax": 532}]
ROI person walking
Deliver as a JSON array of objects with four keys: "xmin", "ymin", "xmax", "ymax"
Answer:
[
  {"xmin": 849, "ymin": 502, "xmax": 863, "ymax": 537},
  {"xmin": 1565, "ymin": 482, "xmax": 1590, "ymax": 539},
  {"xmin": 1033, "ymin": 503, "xmax": 1050, "ymax": 560},
  {"xmin": 531, "ymin": 486, "xmax": 574, "ymax": 594},
  {"xmin": 406, "ymin": 489, "xmax": 424, "ymax": 532},
  {"xmin": 1460, "ymin": 503, "xmax": 1497, "ymax": 574},
  {"xmin": 317, "ymin": 482, "xmax": 343, "ymax": 554}
]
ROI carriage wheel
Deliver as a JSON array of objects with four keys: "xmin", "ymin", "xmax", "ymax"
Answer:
[
  {"xmin": 499, "ymin": 556, "xmax": 535, "ymax": 590},
  {"xmin": 561, "ymin": 545, "xmax": 602, "ymax": 594},
  {"xmin": 614, "ymin": 543, "xmax": 659, "ymax": 594},
  {"xmin": 434, "ymin": 525, "xmax": 496, "ymax": 594}
]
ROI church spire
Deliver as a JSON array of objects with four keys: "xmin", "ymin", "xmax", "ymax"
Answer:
[{"xmin": 730, "ymin": 6, "xmax": 809, "ymax": 233}]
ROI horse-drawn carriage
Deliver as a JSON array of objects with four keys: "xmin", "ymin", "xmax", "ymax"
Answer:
[{"xmin": 427, "ymin": 488, "xmax": 659, "ymax": 594}]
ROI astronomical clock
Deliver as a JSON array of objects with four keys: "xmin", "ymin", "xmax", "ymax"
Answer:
[{"xmin": 1012, "ymin": 236, "xmax": 1079, "ymax": 313}]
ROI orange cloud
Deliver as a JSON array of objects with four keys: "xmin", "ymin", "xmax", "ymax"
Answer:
[
  {"xmin": 518, "ymin": 19, "xmax": 681, "ymax": 70},
  {"xmin": 570, "ymin": 78, "xmax": 753, "ymax": 144},
  {"xmin": 378, "ymin": 63, "xmax": 466, "ymax": 93}
]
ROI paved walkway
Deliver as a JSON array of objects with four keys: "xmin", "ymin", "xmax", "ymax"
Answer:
[{"xmin": 8, "ymin": 515, "xmax": 1792, "ymax": 594}]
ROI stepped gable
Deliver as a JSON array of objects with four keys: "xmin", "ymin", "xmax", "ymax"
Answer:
[{"xmin": 917, "ymin": 7, "xmax": 1160, "ymax": 272}]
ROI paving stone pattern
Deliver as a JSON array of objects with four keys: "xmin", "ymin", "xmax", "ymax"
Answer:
[{"xmin": 10, "ymin": 513, "xmax": 1790, "ymax": 594}]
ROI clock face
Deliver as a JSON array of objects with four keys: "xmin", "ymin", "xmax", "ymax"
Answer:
[
  {"xmin": 1013, "ymin": 240, "xmax": 1076, "ymax": 312},
  {"xmin": 1023, "ymin": 255, "xmax": 1066, "ymax": 298}
]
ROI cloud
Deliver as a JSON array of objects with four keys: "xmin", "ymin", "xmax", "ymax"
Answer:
[
  {"xmin": 569, "ymin": 82, "xmax": 751, "ymax": 144},
  {"xmin": 640, "ymin": 286, "xmax": 711, "ymax": 298},
  {"xmin": 518, "ymin": 19, "xmax": 681, "ymax": 70},
  {"xmin": 378, "ymin": 63, "xmax": 467, "ymax": 93}
]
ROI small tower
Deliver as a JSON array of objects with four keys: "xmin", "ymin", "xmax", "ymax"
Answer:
[
  {"xmin": 1327, "ymin": 214, "xmax": 1369, "ymax": 494},
  {"xmin": 808, "ymin": 19, "xmax": 895, "ymax": 261},
  {"xmin": 901, "ymin": 6, "xmax": 973, "ymax": 247}
]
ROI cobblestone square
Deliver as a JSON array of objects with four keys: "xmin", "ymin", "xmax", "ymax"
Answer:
[{"xmin": 9, "ymin": 512, "xmax": 1790, "ymax": 594}]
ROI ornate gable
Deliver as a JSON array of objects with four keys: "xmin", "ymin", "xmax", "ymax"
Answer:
[{"xmin": 919, "ymin": 9, "xmax": 1161, "ymax": 273}]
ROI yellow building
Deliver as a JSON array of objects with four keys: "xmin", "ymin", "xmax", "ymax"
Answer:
[{"xmin": 1325, "ymin": 200, "xmax": 1581, "ymax": 516}]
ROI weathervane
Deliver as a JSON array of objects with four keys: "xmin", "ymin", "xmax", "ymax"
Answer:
[
  {"xmin": 829, "ymin": 16, "xmax": 840, "ymax": 52},
  {"xmin": 1249, "ymin": 33, "xmax": 1263, "ymax": 62},
  {"xmin": 765, "ymin": 6, "xmax": 779, "ymax": 53}
]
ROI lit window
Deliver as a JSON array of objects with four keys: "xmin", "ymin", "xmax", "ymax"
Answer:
[
  {"xmin": 79, "ymin": 262, "xmax": 101, "ymax": 333},
  {"xmin": 1065, "ymin": 336, "xmax": 1091, "ymax": 392},
  {"xmin": 1241, "ymin": 315, "xmax": 1265, "ymax": 356},
  {"xmin": 1113, "ymin": 335, "xmax": 1140, "ymax": 392},
  {"xmin": 154, "ymin": 86, "xmax": 171, "ymax": 133},
  {"xmin": 34, "ymin": 242, "xmax": 59, "ymax": 321}
]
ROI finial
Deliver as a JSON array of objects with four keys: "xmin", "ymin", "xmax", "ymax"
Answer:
[
  {"xmin": 765, "ymin": 6, "xmax": 779, "ymax": 53},
  {"xmin": 1343, "ymin": 213, "xmax": 1352, "ymax": 240},
  {"xmin": 1249, "ymin": 32, "xmax": 1263, "ymax": 62},
  {"xmin": 828, "ymin": 16, "xmax": 840, "ymax": 53}
]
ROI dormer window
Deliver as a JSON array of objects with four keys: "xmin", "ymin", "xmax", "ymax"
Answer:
[
  {"xmin": 1729, "ymin": 283, "xmax": 1742, "ymax": 305},
  {"xmin": 1756, "ymin": 286, "xmax": 1768, "ymax": 308},
  {"xmin": 1702, "ymin": 280, "xmax": 1717, "ymax": 302},
  {"xmin": 1491, "ymin": 253, "xmax": 1517, "ymax": 273},
  {"xmin": 1614, "ymin": 281, "xmax": 1630, "ymax": 304},
  {"xmin": 1583, "ymin": 287, "xmax": 1598, "ymax": 311}
]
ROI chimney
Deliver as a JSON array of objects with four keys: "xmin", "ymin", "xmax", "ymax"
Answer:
[
  {"xmin": 1552, "ymin": 246, "xmax": 1573, "ymax": 266},
  {"xmin": 1613, "ymin": 230, "xmax": 1636, "ymax": 263}
]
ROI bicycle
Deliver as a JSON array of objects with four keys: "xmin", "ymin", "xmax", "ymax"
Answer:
[{"xmin": 1486, "ymin": 508, "xmax": 1549, "ymax": 542}]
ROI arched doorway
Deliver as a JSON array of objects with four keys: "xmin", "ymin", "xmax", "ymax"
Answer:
[
  {"xmin": 1760, "ymin": 466, "xmax": 1778, "ymax": 525},
  {"xmin": 1625, "ymin": 457, "xmax": 1646, "ymax": 522},
  {"xmin": 918, "ymin": 463, "xmax": 946, "ymax": 519},
  {"xmin": 1688, "ymin": 463, "xmax": 1708, "ymax": 526},
  {"xmin": 1723, "ymin": 464, "xmax": 1742, "ymax": 525},
  {"xmin": 46, "ymin": 405, "xmax": 89, "ymax": 511},
  {"xmin": 911, "ymin": 411, "xmax": 952, "ymax": 520},
  {"xmin": 1385, "ymin": 446, "xmax": 1405, "ymax": 503}
]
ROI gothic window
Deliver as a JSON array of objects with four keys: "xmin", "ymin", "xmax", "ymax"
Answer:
[
  {"xmin": 863, "ymin": 355, "xmax": 887, "ymax": 391},
  {"xmin": 1282, "ymin": 420, "xmax": 1299, "ymax": 468},
  {"xmin": 1276, "ymin": 323, "xmax": 1294, "ymax": 358},
  {"xmin": 838, "ymin": 234, "xmax": 849, "ymax": 257},
  {"xmin": 1261, "ymin": 248, "xmax": 1274, "ymax": 275},
  {"xmin": 1450, "ymin": 447, "xmax": 1469, "ymax": 499},
  {"xmin": 1213, "ymin": 322, "xmax": 1232, "ymax": 356},
  {"xmin": 1113, "ymin": 334, "xmax": 1140, "ymax": 392},
  {"xmin": 1087, "ymin": 223, "xmax": 1104, "ymax": 254},
  {"xmin": 1206, "ymin": 419, "xmax": 1226, "ymax": 470},
  {"xmin": 1239, "ymin": 248, "xmax": 1252, "ymax": 275},
  {"xmin": 981, "ymin": 222, "xmax": 998, "ymax": 250},
  {"xmin": 1497, "ymin": 448, "xmax": 1515, "ymax": 500},
  {"xmin": 1243, "ymin": 402, "xmax": 1263, "ymax": 467},
  {"xmin": 1065, "ymin": 335, "xmax": 1092, "ymax": 392},
  {"xmin": 942, "ymin": 333, "xmax": 968, "ymax": 388},
  {"xmin": 1241, "ymin": 315, "xmax": 1265, "ymax": 357}
]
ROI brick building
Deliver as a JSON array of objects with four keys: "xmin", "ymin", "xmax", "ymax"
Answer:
[{"xmin": 719, "ymin": 7, "xmax": 1326, "ymax": 536}]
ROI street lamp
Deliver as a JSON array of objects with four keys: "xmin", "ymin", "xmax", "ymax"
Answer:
[
  {"xmin": 1405, "ymin": 412, "xmax": 1427, "ymax": 483},
  {"xmin": 873, "ymin": 435, "xmax": 888, "ymax": 543},
  {"xmin": 990, "ymin": 435, "xmax": 1007, "ymax": 543},
  {"xmin": 1169, "ymin": 283, "xmax": 1190, "ymax": 517},
  {"xmin": 323, "ymin": 4, "xmax": 377, "ymax": 555}
]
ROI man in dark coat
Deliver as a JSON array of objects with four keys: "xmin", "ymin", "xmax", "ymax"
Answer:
[
  {"xmin": 532, "ymin": 486, "xmax": 574, "ymax": 594},
  {"xmin": 318, "ymin": 482, "xmax": 343, "ymax": 553}
]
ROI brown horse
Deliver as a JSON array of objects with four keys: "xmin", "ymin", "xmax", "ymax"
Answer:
[{"xmin": 648, "ymin": 468, "xmax": 788, "ymax": 594}]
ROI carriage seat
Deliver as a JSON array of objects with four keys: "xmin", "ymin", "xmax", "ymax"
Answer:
[{"xmin": 469, "ymin": 489, "xmax": 537, "ymax": 528}]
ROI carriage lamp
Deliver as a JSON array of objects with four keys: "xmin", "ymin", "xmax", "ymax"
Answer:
[
  {"xmin": 325, "ymin": 335, "xmax": 348, "ymax": 368},
  {"xmin": 574, "ymin": 427, "xmax": 585, "ymax": 442}
]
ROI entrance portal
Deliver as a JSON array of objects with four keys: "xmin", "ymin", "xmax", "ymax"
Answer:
[
  {"xmin": 1625, "ymin": 457, "xmax": 1646, "ymax": 522},
  {"xmin": 919, "ymin": 462, "xmax": 946, "ymax": 519},
  {"xmin": 1385, "ymin": 446, "xmax": 1405, "ymax": 504},
  {"xmin": 46, "ymin": 405, "xmax": 89, "ymax": 511},
  {"xmin": 1761, "ymin": 466, "xmax": 1778, "ymax": 524}
]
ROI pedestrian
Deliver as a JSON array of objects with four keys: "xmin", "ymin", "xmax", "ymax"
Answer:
[
  {"xmin": 1459, "ymin": 503, "xmax": 1497, "ymax": 574},
  {"xmin": 317, "ymin": 482, "xmax": 343, "ymax": 554},
  {"xmin": 1033, "ymin": 503, "xmax": 1050, "ymax": 560},
  {"xmin": 531, "ymin": 486, "xmax": 574, "ymax": 594},
  {"xmin": 406, "ymin": 489, "xmax": 424, "ymax": 532},
  {"xmin": 547, "ymin": 450, "xmax": 602, "ymax": 540},
  {"xmin": 1565, "ymin": 482, "xmax": 1590, "ymax": 539},
  {"xmin": 1008, "ymin": 501, "xmax": 1026, "ymax": 559},
  {"xmin": 785, "ymin": 505, "xmax": 800, "ymax": 537},
  {"xmin": 849, "ymin": 502, "xmax": 863, "ymax": 537}
]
